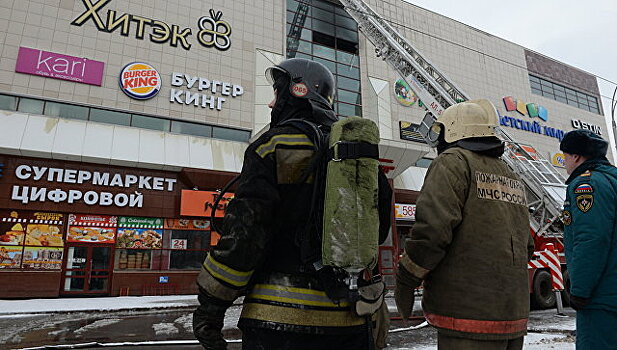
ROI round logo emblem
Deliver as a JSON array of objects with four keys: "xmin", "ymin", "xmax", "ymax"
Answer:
[
  {"xmin": 562, "ymin": 210, "xmax": 572, "ymax": 226},
  {"xmin": 291, "ymin": 83, "xmax": 309, "ymax": 97},
  {"xmin": 394, "ymin": 79, "xmax": 418, "ymax": 107},
  {"xmin": 119, "ymin": 62, "xmax": 161, "ymax": 100}
]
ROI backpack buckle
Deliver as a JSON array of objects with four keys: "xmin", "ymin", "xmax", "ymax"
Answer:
[{"xmin": 332, "ymin": 141, "xmax": 344, "ymax": 162}]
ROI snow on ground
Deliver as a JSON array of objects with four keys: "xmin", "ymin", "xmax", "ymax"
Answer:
[
  {"xmin": 74, "ymin": 318, "xmax": 123, "ymax": 334},
  {"xmin": 152, "ymin": 322, "xmax": 180, "ymax": 336},
  {"xmin": 0, "ymin": 295, "xmax": 199, "ymax": 315}
]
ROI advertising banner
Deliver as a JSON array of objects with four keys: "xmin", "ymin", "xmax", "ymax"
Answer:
[
  {"xmin": 164, "ymin": 219, "xmax": 210, "ymax": 231},
  {"xmin": 395, "ymin": 203, "xmax": 416, "ymax": 221},
  {"xmin": 15, "ymin": 47, "xmax": 105, "ymax": 86},
  {"xmin": 180, "ymin": 190, "xmax": 233, "ymax": 217},
  {"xmin": 67, "ymin": 214, "xmax": 117, "ymax": 243},
  {"xmin": 0, "ymin": 211, "xmax": 64, "ymax": 247},
  {"xmin": 21, "ymin": 247, "xmax": 63, "ymax": 269},
  {"xmin": 0, "ymin": 246, "xmax": 22, "ymax": 268},
  {"xmin": 116, "ymin": 228, "xmax": 163, "ymax": 249},
  {"xmin": 118, "ymin": 216, "xmax": 163, "ymax": 229}
]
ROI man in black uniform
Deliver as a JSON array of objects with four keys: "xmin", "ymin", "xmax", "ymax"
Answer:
[{"xmin": 193, "ymin": 58, "xmax": 392, "ymax": 350}]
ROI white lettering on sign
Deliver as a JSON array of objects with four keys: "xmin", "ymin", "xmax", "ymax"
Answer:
[
  {"xmin": 169, "ymin": 72, "xmax": 243, "ymax": 111},
  {"xmin": 475, "ymin": 171, "xmax": 527, "ymax": 206},
  {"xmin": 11, "ymin": 186, "xmax": 144, "ymax": 208},
  {"xmin": 171, "ymin": 239, "xmax": 188, "ymax": 250},
  {"xmin": 12, "ymin": 165, "xmax": 176, "ymax": 192},
  {"xmin": 571, "ymin": 119, "xmax": 602, "ymax": 135}
]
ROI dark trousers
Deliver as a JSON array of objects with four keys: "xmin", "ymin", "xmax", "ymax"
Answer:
[
  {"xmin": 576, "ymin": 308, "xmax": 617, "ymax": 350},
  {"xmin": 438, "ymin": 332, "xmax": 524, "ymax": 350},
  {"xmin": 242, "ymin": 327, "xmax": 369, "ymax": 350}
]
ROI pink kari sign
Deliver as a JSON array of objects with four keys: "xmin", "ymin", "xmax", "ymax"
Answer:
[{"xmin": 15, "ymin": 47, "xmax": 104, "ymax": 86}]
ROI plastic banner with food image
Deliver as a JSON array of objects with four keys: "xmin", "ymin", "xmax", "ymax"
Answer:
[
  {"xmin": 116, "ymin": 217, "xmax": 163, "ymax": 249},
  {"xmin": 67, "ymin": 214, "xmax": 117, "ymax": 243},
  {"xmin": 0, "ymin": 246, "xmax": 23, "ymax": 268},
  {"xmin": 21, "ymin": 247, "xmax": 63, "ymax": 269},
  {"xmin": 164, "ymin": 219, "xmax": 210, "ymax": 231},
  {"xmin": 1, "ymin": 211, "xmax": 64, "ymax": 247}
]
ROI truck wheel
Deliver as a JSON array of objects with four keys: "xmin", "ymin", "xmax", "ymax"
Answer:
[
  {"xmin": 561, "ymin": 270, "xmax": 571, "ymax": 306},
  {"xmin": 532, "ymin": 270, "xmax": 555, "ymax": 309}
]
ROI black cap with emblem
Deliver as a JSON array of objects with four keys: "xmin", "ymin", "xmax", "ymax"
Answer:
[{"xmin": 560, "ymin": 129, "xmax": 608, "ymax": 160}]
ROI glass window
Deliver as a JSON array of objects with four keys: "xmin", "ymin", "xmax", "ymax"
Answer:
[
  {"xmin": 296, "ymin": 40, "xmax": 312, "ymax": 54},
  {"xmin": 553, "ymin": 85, "xmax": 565, "ymax": 93},
  {"xmin": 335, "ymin": 15, "xmax": 358, "ymax": 30},
  {"xmin": 337, "ymin": 102, "xmax": 362, "ymax": 117},
  {"xmin": 312, "ymin": 19, "xmax": 335, "ymax": 34},
  {"xmin": 313, "ymin": 31, "xmax": 336, "ymax": 48},
  {"xmin": 171, "ymin": 121, "xmax": 212, "ymax": 138},
  {"xmin": 540, "ymin": 80, "xmax": 553, "ymax": 90},
  {"xmin": 169, "ymin": 250, "xmax": 207, "ymax": 270},
  {"xmin": 590, "ymin": 106, "xmax": 600, "ymax": 114},
  {"xmin": 337, "ymin": 63, "xmax": 360, "ymax": 79},
  {"xmin": 312, "ymin": 7, "xmax": 334, "ymax": 23},
  {"xmin": 541, "ymin": 91, "xmax": 554, "ymax": 99},
  {"xmin": 313, "ymin": 0, "xmax": 334, "ymax": 11},
  {"xmin": 313, "ymin": 44, "xmax": 336, "ymax": 60},
  {"xmin": 337, "ymin": 89, "xmax": 361, "ymax": 105},
  {"xmin": 567, "ymin": 99, "xmax": 578, "ymax": 107},
  {"xmin": 529, "ymin": 75, "xmax": 540, "ymax": 83},
  {"xmin": 336, "ymin": 38, "xmax": 358, "ymax": 54},
  {"xmin": 212, "ymin": 127, "xmax": 251, "ymax": 142},
  {"xmin": 89, "ymin": 108, "xmax": 131, "ymax": 126},
  {"xmin": 115, "ymin": 249, "xmax": 153, "ymax": 270},
  {"xmin": 17, "ymin": 98, "xmax": 44, "ymax": 114},
  {"xmin": 0, "ymin": 94, "xmax": 17, "ymax": 111},
  {"xmin": 44, "ymin": 102, "xmax": 88, "ymax": 120},
  {"xmin": 131, "ymin": 114, "xmax": 170, "ymax": 131},
  {"xmin": 287, "ymin": 24, "xmax": 312, "ymax": 41},
  {"xmin": 336, "ymin": 27, "xmax": 359, "ymax": 42},
  {"xmin": 337, "ymin": 76, "xmax": 360, "ymax": 92},
  {"xmin": 555, "ymin": 95, "xmax": 567, "ymax": 103},
  {"xmin": 531, "ymin": 87, "xmax": 542, "ymax": 96},
  {"xmin": 336, "ymin": 51, "xmax": 358, "ymax": 67},
  {"xmin": 529, "ymin": 81, "xmax": 541, "ymax": 91},
  {"xmin": 313, "ymin": 57, "xmax": 337, "ymax": 74}
]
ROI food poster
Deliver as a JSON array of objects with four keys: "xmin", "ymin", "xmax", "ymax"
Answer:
[
  {"xmin": 0, "ymin": 246, "xmax": 23, "ymax": 268},
  {"xmin": 116, "ymin": 217, "xmax": 163, "ymax": 249},
  {"xmin": 67, "ymin": 214, "xmax": 117, "ymax": 243},
  {"xmin": 21, "ymin": 247, "xmax": 63, "ymax": 269},
  {"xmin": 1, "ymin": 211, "xmax": 64, "ymax": 247},
  {"xmin": 164, "ymin": 218, "xmax": 210, "ymax": 230}
]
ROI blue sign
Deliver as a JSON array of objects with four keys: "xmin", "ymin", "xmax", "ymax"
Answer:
[{"xmin": 159, "ymin": 276, "xmax": 169, "ymax": 283}]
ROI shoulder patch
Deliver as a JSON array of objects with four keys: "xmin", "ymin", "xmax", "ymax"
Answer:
[
  {"xmin": 255, "ymin": 134, "xmax": 314, "ymax": 158},
  {"xmin": 579, "ymin": 170, "xmax": 592, "ymax": 177},
  {"xmin": 574, "ymin": 183, "xmax": 593, "ymax": 194},
  {"xmin": 576, "ymin": 194, "xmax": 594, "ymax": 213},
  {"xmin": 562, "ymin": 210, "xmax": 572, "ymax": 226}
]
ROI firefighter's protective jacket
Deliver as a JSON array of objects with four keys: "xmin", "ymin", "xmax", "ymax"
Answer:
[
  {"xmin": 563, "ymin": 158, "xmax": 617, "ymax": 312},
  {"xmin": 196, "ymin": 119, "xmax": 392, "ymax": 335},
  {"xmin": 402, "ymin": 147, "xmax": 533, "ymax": 340}
]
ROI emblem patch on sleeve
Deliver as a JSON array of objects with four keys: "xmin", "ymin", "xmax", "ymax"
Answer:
[
  {"xmin": 574, "ymin": 183, "xmax": 593, "ymax": 194},
  {"xmin": 576, "ymin": 195, "xmax": 594, "ymax": 213},
  {"xmin": 562, "ymin": 210, "xmax": 572, "ymax": 226},
  {"xmin": 579, "ymin": 170, "xmax": 592, "ymax": 177}
]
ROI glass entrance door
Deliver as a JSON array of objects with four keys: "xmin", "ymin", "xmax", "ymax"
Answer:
[{"xmin": 61, "ymin": 244, "xmax": 113, "ymax": 295}]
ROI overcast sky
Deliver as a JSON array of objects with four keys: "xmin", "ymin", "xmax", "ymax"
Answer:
[{"xmin": 400, "ymin": 0, "xmax": 617, "ymax": 156}]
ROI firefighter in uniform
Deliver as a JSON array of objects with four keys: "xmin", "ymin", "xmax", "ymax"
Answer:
[
  {"xmin": 192, "ymin": 58, "xmax": 392, "ymax": 350},
  {"xmin": 560, "ymin": 129, "xmax": 617, "ymax": 350},
  {"xmin": 394, "ymin": 99, "xmax": 534, "ymax": 350}
]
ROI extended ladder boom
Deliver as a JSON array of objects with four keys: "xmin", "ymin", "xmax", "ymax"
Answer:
[{"xmin": 338, "ymin": 0, "xmax": 567, "ymax": 239}]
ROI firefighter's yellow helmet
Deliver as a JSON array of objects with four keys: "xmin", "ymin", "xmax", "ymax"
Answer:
[{"xmin": 434, "ymin": 99, "xmax": 499, "ymax": 143}]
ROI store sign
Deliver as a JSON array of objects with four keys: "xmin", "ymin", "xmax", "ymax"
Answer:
[
  {"xmin": 499, "ymin": 96, "xmax": 565, "ymax": 141},
  {"xmin": 395, "ymin": 203, "xmax": 416, "ymax": 221},
  {"xmin": 571, "ymin": 119, "xmax": 602, "ymax": 135},
  {"xmin": 0, "ymin": 211, "xmax": 64, "ymax": 247},
  {"xmin": 15, "ymin": 47, "xmax": 104, "ymax": 86},
  {"xmin": 550, "ymin": 152, "xmax": 566, "ymax": 168},
  {"xmin": 171, "ymin": 239, "xmax": 187, "ymax": 250},
  {"xmin": 11, "ymin": 164, "xmax": 177, "ymax": 209},
  {"xmin": 71, "ymin": 0, "xmax": 232, "ymax": 51},
  {"xmin": 119, "ymin": 62, "xmax": 161, "ymax": 100},
  {"xmin": 67, "ymin": 214, "xmax": 117, "ymax": 243},
  {"xmin": 180, "ymin": 190, "xmax": 234, "ymax": 217},
  {"xmin": 164, "ymin": 219, "xmax": 210, "ymax": 230},
  {"xmin": 170, "ymin": 73, "xmax": 244, "ymax": 111},
  {"xmin": 394, "ymin": 79, "xmax": 418, "ymax": 107},
  {"xmin": 118, "ymin": 216, "xmax": 163, "ymax": 229}
]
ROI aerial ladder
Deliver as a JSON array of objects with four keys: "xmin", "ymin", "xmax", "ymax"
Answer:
[
  {"xmin": 286, "ymin": 1, "xmax": 310, "ymax": 56},
  {"xmin": 338, "ymin": 0, "xmax": 568, "ymax": 304}
]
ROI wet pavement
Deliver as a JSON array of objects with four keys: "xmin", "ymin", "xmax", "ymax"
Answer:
[{"xmin": 0, "ymin": 302, "xmax": 577, "ymax": 350}]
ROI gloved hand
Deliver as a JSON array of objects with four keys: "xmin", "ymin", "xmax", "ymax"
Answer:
[
  {"xmin": 569, "ymin": 295, "xmax": 590, "ymax": 311},
  {"xmin": 193, "ymin": 289, "xmax": 232, "ymax": 350},
  {"xmin": 394, "ymin": 264, "xmax": 422, "ymax": 321}
]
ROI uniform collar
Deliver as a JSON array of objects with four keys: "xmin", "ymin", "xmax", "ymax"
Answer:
[{"xmin": 565, "ymin": 157, "xmax": 611, "ymax": 184}]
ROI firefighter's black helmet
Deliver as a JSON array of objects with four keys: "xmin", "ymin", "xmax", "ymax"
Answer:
[{"xmin": 265, "ymin": 58, "xmax": 335, "ymax": 109}]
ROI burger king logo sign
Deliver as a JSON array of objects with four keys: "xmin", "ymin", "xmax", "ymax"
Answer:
[{"xmin": 119, "ymin": 62, "xmax": 161, "ymax": 100}]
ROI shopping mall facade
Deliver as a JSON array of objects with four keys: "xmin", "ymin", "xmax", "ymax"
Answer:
[{"xmin": 0, "ymin": 0, "xmax": 609, "ymax": 297}]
